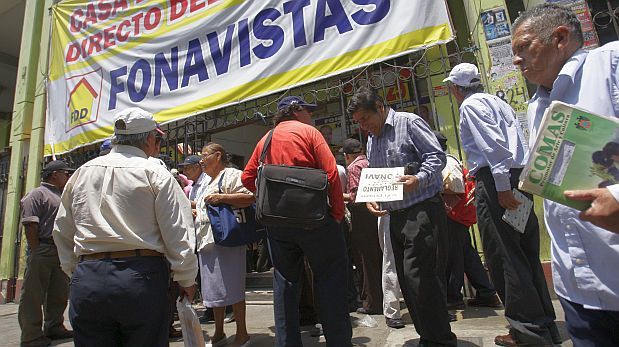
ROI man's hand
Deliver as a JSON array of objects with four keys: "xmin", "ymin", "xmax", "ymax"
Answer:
[
  {"xmin": 498, "ymin": 190, "xmax": 521, "ymax": 210},
  {"xmin": 204, "ymin": 193, "xmax": 223, "ymax": 205},
  {"xmin": 565, "ymin": 188, "xmax": 619, "ymax": 233},
  {"xmin": 397, "ymin": 175, "xmax": 420, "ymax": 193},
  {"xmin": 366, "ymin": 201, "xmax": 388, "ymax": 217},
  {"xmin": 179, "ymin": 284, "xmax": 197, "ymax": 300}
]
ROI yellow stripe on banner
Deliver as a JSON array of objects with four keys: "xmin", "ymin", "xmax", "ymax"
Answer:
[
  {"xmin": 44, "ymin": 24, "xmax": 452, "ymax": 156},
  {"xmin": 50, "ymin": 0, "xmax": 244, "ymax": 81}
]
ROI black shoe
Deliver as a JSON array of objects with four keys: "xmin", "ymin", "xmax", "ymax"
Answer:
[
  {"xmin": 45, "ymin": 328, "xmax": 73, "ymax": 340},
  {"xmin": 447, "ymin": 301, "xmax": 465, "ymax": 310},
  {"xmin": 310, "ymin": 323, "xmax": 323, "ymax": 337},
  {"xmin": 448, "ymin": 313, "xmax": 457, "ymax": 322},
  {"xmin": 467, "ymin": 294, "xmax": 502, "ymax": 308},
  {"xmin": 199, "ymin": 309, "xmax": 214, "ymax": 324},
  {"xmin": 385, "ymin": 317, "xmax": 405, "ymax": 329}
]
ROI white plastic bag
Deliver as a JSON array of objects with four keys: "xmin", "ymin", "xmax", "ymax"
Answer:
[
  {"xmin": 357, "ymin": 314, "xmax": 378, "ymax": 327},
  {"xmin": 176, "ymin": 297, "xmax": 205, "ymax": 347}
]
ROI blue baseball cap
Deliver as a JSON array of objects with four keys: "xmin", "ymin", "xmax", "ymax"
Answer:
[
  {"xmin": 99, "ymin": 139, "xmax": 112, "ymax": 155},
  {"xmin": 277, "ymin": 96, "xmax": 317, "ymax": 111}
]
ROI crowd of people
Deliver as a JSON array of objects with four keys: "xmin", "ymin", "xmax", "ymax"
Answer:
[{"xmin": 15, "ymin": 4, "xmax": 619, "ymax": 347}]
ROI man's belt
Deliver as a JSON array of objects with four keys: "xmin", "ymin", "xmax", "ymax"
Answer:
[
  {"xmin": 79, "ymin": 249, "xmax": 163, "ymax": 261},
  {"xmin": 39, "ymin": 238, "xmax": 55, "ymax": 245}
]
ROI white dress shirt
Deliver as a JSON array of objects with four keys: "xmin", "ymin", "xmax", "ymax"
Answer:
[
  {"xmin": 53, "ymin": 145, "xmax": 198, "ymax": 287},
  {"xmin": 459, "ymin": 92, "xmax": 529, "ymax": 192},
  {"xmin": 528, "ymin": 43, "xmax": 619, "ymax": 311}
]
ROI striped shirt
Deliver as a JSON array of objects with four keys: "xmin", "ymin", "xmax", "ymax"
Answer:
[{"xmin": 367, "ymin": 108, "xmax": 445, "ymax": 211}]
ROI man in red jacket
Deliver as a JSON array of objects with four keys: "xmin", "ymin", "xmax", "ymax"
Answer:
[{"xmin": 242, "ymin": 96, "xmax": 351, "ymax": 347}]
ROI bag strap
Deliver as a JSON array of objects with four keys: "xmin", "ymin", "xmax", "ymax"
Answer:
[
  {"xmin": 217, "ymin": 171, "xmax": 225, "ymax": 194},
  {"xmin": 259, "ymin": 128, "xmax": 275, "ymax": 166}
]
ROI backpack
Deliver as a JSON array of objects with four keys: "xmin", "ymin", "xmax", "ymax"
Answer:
[{"xmin": 444, "ymin": 155, "xmax": 477, "ymax": 227}]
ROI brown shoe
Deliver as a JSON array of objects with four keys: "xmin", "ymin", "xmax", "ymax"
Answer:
[
  {"xmin": 169, "ymin": 327, "xmax": 182, "ymax": 339},
  {"xmin": 494, "ymin": 333, "xmax": 519, "ymax": 346},
  {"xmin": 21, "ymin": 336, "xmax": 52, "ymax": 347},
  {"xmin": 467, "ymin": 294, "xmax": 503, "ymax": 308}
]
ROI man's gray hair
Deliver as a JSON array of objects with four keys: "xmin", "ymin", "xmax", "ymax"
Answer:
[
  {"xmin": 111, "ymin": 130, "xmax": 154, "ymax": 148},
  {"xmin": 513, "ymin": 4, "xmax": 583, "ymax": 47},
  {"xmin": 456, "ymin": 83, "xmax": 484, "ymax": 96}
]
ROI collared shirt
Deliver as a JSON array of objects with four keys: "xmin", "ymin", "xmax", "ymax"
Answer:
[
  {"xmin": 366, "ymin": 108, "xmax": 445, "ymax": 211},
  {"xmin": 528, "ymin": 43, "xmax": 619, "ymax": 311},
  {"xmin": 189, "ymin": 172, "xmax": 209, "ymax": 202},
  {"xmin": 346, "ymin": 154, "xmax": 369, "ymax": 202},
  {"xmin": 53, "ymin": 145, "xmax": 198, "ymax": 287},
  {"xmin": 459, "ymin": 92, "xmax": 529, "ymax": 192},
  {"xmin": 21, "ymin": 182, "xmax": 62, "ymax": 239}
]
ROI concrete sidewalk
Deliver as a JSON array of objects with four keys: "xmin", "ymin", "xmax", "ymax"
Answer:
[{"xmin": 0, "ymin": 290, "xmax": 573, "ymax": 347}]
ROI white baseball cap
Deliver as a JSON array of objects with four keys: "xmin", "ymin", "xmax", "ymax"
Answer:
[
  {"xmin": 114, "ymin": 107, "xmax": 163, "ymax": 135},
  {"xmin": 442, "ymin": 63, "xmax": 482, "ymax": 87}
]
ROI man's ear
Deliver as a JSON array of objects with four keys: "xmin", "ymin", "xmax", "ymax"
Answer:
[{"xmin": 553, "ymin": 26, "xmax": 571, "ymax": 50}]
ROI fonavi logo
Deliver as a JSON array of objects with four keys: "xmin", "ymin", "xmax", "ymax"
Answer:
[{"xmin": 65, "ymin": 69, "xmax": 102, "ymax": 132}]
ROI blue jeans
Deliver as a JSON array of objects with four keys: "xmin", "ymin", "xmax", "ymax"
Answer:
[
  {"xmin": 559, "ymin": 297, "xmax": 619, "ymax": 347},
  {"xmin": 69, "ymin": 256, "xmax": 170, "ymax": 347},
  {"xmin": 267, "ymin": 217, "xmax": 352, "ymax": 347}
]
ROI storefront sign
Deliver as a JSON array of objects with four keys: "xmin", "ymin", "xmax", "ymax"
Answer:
[{"xmin": 46, "ymin": 0, "xmax": 454, "ymax": 155}]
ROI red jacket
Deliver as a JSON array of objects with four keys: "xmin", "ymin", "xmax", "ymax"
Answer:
[{"xmin": 242, "ymin": 120, "xmax": 344, "ymax": 222}]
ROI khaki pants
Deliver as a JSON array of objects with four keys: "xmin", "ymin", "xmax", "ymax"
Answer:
[{"xmin": 18, "ymin": 244, "xmax": 69, "ymax": 342}]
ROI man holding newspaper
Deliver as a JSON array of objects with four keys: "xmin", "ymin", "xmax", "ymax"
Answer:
[{"xmin": 512, "ymin": 4, "xmax": 619, "ymax": 346}]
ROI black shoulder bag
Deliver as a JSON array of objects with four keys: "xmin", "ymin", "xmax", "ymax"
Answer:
[{"xmin": 254, "ymin": 128, "xmax": 329, "ymax": 229}]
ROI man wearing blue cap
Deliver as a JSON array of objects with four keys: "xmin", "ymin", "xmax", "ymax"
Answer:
[
  {"xmin": 242, "ymin": 96, "xmax": 351, "ymax": 347},
  {"xmin": 54, "ymin": 107, "xmax": 198, "ymax": 347}
]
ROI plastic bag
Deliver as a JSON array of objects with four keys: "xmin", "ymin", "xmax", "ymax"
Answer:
[
  {"xmin": 176, "ymin": 297, "xmax": 205, "ymax": 347},
  {"xmin": 357, "ymin": 314, "xmax": 378, "ymax": 327}
]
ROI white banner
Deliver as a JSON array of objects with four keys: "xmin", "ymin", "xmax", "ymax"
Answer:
[{"xmin": 46, "ymin": 0, "xmax": 453, "ymax": 155}]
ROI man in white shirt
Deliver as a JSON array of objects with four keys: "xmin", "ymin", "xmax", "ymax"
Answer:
[
  {"xmin": 178, "ymin": 154, "xmax": 209, "ymax": 205},
  {"xmin": 512, "ymin": 4, "xmax": 619, "ymax": 345},
  {"xmin": 53, "ymin": 108, "xmax": 198, "ymax": 347}
]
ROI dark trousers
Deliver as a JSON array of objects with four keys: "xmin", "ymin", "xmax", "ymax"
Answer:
[
  {"xmin": 475, "ymin": 168, "xmax": 557, "ymax": 344},
  {"xmin": 267, "ymin": 217, "xmax": 352, "ymax": 347},
  {"xmin": 559, "ymin": 297, "xmax": 619, "ymax": 347},
  {"xmin": 389, "ymin": 195, "xmax": 457, "ymax": 346},
  {"xmin": 18, "ymin": 244, "xmax": 69, "ymax": 342},
  {"xmin": 349, "ymin": 204, "xmax": 383, "ymax": 314},
  {"xmin": 445, "ymin": 219, "xmax": 496, "ymax": 305},
  {"xmin": 69, "ymin": 257, "xmax": 170, "ymax": 347}
]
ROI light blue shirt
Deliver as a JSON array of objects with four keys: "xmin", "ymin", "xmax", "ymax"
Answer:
[
  {"xmin": 459, "ymin": 93, "xmax": 529, "ymax": 192},
  {"xmin": 528, "ymin": 43, "xmax": 619, "ymax": 311},
  {"xmin": 367, "ymin": 108, "xmax": 445, "ymax": 211}
]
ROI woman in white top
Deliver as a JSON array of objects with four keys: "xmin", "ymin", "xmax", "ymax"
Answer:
[{"xmin": 195, "ymin": 143, "xmax": 254, "ymax": 347}]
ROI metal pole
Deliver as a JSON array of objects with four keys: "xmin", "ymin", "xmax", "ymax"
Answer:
[{"xmin": 0, "ymin": 0, "xmax": 47, "ymax": 302}]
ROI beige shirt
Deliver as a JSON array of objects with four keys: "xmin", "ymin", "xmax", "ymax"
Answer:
[
  {"xmin": 194, "ymin": 167, "xmax": 251, "ymax": 251},
  {"xmin": 53, "ymin": 145, "xmax": 198, "ymax": 287}
]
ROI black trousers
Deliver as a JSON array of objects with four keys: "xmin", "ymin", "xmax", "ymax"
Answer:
[
  {"xmin": 349, "ymin": 203, "xmax": 383, "ymax": 314},
  {"xmin": 475, "ymin": 167, "xmax": 557, "ymax": 344},
  {"xmin": 389, "ymin": 195, "xmax": 457, "ymax": 347},
  {"xmin": 445, "ymin": 218, "xmax": 496, "ymax": 305},
  {"xmin": 268, "ymin": 217, "xmax": 352, "ymax": 347},
  {"xmin": 69, "ymin": 256, "xmax": 170, "ymax": 347},
  {"xmin": 559, "ymin": 297, "xmax": 619, "ymax": 346}
]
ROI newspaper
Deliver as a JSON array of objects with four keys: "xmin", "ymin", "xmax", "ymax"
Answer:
[{"xmin": 519, "ymin": 101, "xmax": 619, "ymax": 210}]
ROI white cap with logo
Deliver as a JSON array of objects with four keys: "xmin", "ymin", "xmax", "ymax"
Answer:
[
  {"xmin": 114, "ymin": 107, "xmax": 158, "ymax": 135},
  {"xmin": 442, "ymin": 63, "xmax": 482, "ymax": 87}
]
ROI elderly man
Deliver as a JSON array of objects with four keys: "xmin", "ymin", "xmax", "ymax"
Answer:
[
  {"xmin": 242, "ymin": 96, "xmax": 351, "ymax": 347},
  {"xmin": 444, "ymin": 63, "xmax": 558, "ymax": 346},
  {"xmin": 178, "ymin": 154, "xmax": 208, "ymax": 204},
  {"xmin": 512, "ymin": 4, "xmax": 619, "ymax": 345},
  {"xmin": 53, "ymin": 108, "xmax": 198, "ymax": 347},
  {"xmin": 19, "ymin": 160, "xmax": 74, "ymax": 347},
  {"xmin": 348, "ymin": 87, "xmax": 456, "ymax": 346}
]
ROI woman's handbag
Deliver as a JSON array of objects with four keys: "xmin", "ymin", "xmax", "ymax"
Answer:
[
  {"xmin": 206, "ymin": 172, "xmax": 265, "ymax": 247},
  {"xmin": 254, "ymin": 129, "xmax": 329, "ymax": 229}
]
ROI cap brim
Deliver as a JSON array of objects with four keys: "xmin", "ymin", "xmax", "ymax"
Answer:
[
  {"xmin": 442, "ymin": 76, "xmax": 453, "ymax": 83},
  {"xmin": 300, "ymin": 103, "xmax": 317, "ymax": 111}
]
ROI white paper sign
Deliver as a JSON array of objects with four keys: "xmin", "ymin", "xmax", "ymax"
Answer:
[{"xmin": 355, "ymin": 167, "xmax": 405, "ymax": 203}]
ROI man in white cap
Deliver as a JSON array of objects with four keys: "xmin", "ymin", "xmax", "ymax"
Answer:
[
  {"xmin": 53, "ymin": 107, "xmax": 198, "ymax": 346},
  {"xmin": 444, "ymin": 64, "xmax": 559, "ymax": 346}
]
